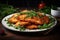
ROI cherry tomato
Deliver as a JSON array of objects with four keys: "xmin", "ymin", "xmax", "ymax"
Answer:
[{"xmin": 38, "ymin": 2, "xmax": 45, "ymax": 9}]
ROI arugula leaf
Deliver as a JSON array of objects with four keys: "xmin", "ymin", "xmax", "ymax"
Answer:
[
  {"xmin": 0, "ymin": 4, "xmax": 19, "ymax": 21},
  {"xmin": 39, "ymin": 6, "xmax": 51, "ymax": 14}
]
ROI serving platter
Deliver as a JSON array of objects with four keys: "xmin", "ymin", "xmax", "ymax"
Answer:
[{"xmin": 1, "ymin": 13, "xmax": 57, "ymax": 32}]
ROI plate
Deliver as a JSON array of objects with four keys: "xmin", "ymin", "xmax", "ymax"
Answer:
[{"xmin": 1, "ymin": 13, "xmax": 57, "ymax": 32}]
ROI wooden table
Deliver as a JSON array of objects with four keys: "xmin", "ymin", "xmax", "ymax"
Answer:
[{"xmin": 0, "ymin": 18, "xmax": 60, "ymax": 40}]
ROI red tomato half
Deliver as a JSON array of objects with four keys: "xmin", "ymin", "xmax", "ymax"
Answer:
[{"xmin": 38, "ymin": 2, "xmax": 45, "ymax": 9}]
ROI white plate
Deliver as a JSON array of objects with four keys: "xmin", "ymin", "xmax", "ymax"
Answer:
[{"xmin": 1, "ymin": 13, "xmax": 57, "ymax": 32}]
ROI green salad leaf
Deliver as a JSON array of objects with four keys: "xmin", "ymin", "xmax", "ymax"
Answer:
[{"xmin": 0, "ymin": 4, "xmax": 19, "ymax": 21}]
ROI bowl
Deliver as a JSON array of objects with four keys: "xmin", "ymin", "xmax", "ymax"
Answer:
[{"xmin": 51, "ymin": 9, "xmax": 60, "ymax": 17}]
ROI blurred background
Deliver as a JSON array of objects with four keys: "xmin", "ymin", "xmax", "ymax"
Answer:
[
  {"xmin": 0, "ymin": 0, "xmax": 60, "ymax": 7},
  {"xmin": 0, "ymin": 0, "xmax": 60, "ymax": 8},
  {"xmin": 0, "ymin": 0, "xmax": 51, "ymax": 8}
]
